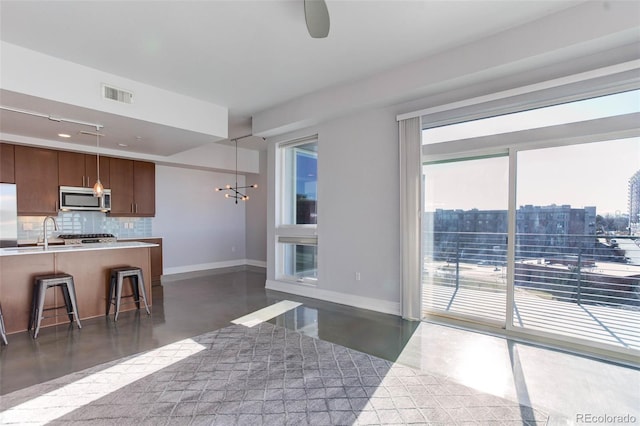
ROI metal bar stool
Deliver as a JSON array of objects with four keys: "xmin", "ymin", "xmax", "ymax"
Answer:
[
  {"xmin": 29, "ymin": 273, "xmax": 82, "ymax": 338},
  {"xmin": 107, "ymin": 266, "xmax": 150, "ymax": 321},
  {"xmin": 0, "ymin": 303, "xmax": 8, "ymax": 345}
]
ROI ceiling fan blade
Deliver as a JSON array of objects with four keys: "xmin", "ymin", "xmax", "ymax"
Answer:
[{"xmin": 304, "ymin": 0, "xmax": 330, "ymax": 38}]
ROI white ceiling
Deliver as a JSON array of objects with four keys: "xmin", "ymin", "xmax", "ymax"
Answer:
[{"xmin": 0, "ymin": 0, "xmax": 583, "ymax": 154}]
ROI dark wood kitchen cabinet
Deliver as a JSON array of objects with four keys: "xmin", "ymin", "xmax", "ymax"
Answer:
[
  {"xmin": 109, "ymin": 158, "xmax": 155, "ymax": 216},
  {"xmin": 133, "ymin": 160, "xmax": 155, "ymax": 216},
  {"xmin": 0, "ymin": 143, "xmax": 15, "ymax": 183},
  {"xmin": 14, "ymin": 145, "xmax": 59, "ymax": 215},
  {"xmin": 85, "ymin": 154, "xmax": 111, "ymax": 190},
  {"xmin": 148, "ymin": 238, "xmax": 163, "ymax": 286},
  {"xmin": 109, "ymin": 158, "xmax": 134, "ymax": 215},
  {"xmin": 58, "ymin": 151, "xmax": 110, "ymax": 189},
  {"xmin": 133, "ymin": 237, "xmax": 163, "ymax": 286}
]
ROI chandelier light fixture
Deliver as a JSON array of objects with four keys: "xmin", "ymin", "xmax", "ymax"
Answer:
[
  {"xmin": 92, "ymin": 126, "xmax": 104, "ymax": 197},
  {"xmin": 215, "ymin": 136, "xmax": 257, "ymax": 203}
]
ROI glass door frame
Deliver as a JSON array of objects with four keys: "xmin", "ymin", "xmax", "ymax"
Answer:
[
  {"xmin": 421, "ymin": 152, "xmax": 510, "ymax": 329},
  {"xmin": 418, "ymin": 85, "xmax": 640, "ymax": 364},
  {"xmin": 505, "ymin": 139, "xmax": 640, "ymax": 358},
  {"xmin": 423, "ymin": 135, "xmax": 639, "ymax": 363}
]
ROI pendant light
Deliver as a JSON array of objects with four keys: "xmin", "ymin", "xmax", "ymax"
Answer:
[
  {"xmin": 93, "ymin": 126, "xmax": 104, "ymax": 197},
  {"xmin": 215, "ymin": 137, "xmax": 257, "ymax": 204}
]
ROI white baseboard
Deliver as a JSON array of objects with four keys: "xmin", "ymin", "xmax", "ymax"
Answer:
[
  {"xmin": 163, "ymin": 260, "xmax": 246, "ymax": 276},
  {"xmin": 163, "ymin": 259, "xmax": 266, "ymax": 276},
  {"xmin": 265, "ymin": 279, "xmax": 401, "ymax": 316},
  {"xmin": 246, "ymin": 259, "xmax": 267, "ymax": 268}
]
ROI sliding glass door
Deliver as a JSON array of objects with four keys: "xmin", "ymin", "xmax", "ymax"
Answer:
[
  {"xmin": 422, "ymin": 155, "xmax": 508, "ymax": 325},
  {"xmin": 419, "ymin": 87, "xmax": 640, "ymax": 359},
  {"xmin": 513, "ymin": 138, "xmax": 640, "ymax": 349}
]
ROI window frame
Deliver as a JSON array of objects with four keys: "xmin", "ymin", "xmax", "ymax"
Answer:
[{"xmin": 275, "ymin": 135, "xmax": 319, "ymax": 284}]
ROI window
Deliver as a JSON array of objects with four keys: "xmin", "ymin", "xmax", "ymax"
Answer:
[
  {"xmin": 282, "ymin": 141, "xmax": 318, "ymax": 225},
  {"xmin": 422, "ymin": 89, "xmax": 640, "ymax": 145},
  {"xmin": 276, "ymin": 137, "xmax": 318, "ymax": 283},
  {"xmin": 282, "ymin": 243, "xmax": 318, "ymax": 280}
]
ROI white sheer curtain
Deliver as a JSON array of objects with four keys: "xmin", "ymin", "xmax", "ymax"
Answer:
[{"xmin": 399, "ymin": 116, "xmax": 422, "ymax": 320}]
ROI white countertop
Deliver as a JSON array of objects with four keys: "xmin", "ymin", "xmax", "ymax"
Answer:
[
  {"xmin": 0, "ymin": 241, "xmax": 158, "ymax": 257},
  {"xmin": 17, "ymin": 237, "xmax": 160, "ymax": 245}
]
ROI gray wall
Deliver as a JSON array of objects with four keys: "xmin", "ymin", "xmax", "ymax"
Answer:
[
  {"xmin": 154, "ymin": 165, "xmax": 247, "ymax": 275},
  {"xmin": 245, "ymin": 150, "xmax": 268, "ymax": 265},
  {"xmin": 317, "ymin": 108, "xmax": 400, "ymax": 304}
]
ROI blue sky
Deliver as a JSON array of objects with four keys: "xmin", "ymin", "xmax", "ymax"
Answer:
[
  {"xmin": 423, "ymin": 137, "xmax": 639, "ymax": 215},
  {"xmin": 423, "ymin": 90, "xmax": 640, "ymax": 216}
]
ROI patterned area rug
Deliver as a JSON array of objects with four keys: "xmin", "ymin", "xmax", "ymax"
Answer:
[{"xmin": 0, "ymin": 323, "xmax": 548, "ymax": 425}]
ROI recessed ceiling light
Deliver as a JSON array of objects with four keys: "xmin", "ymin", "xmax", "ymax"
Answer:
[
  {"xmin": 118, "ymin": 143, "xmax": 129, "ymax": 147},
  {"xmin": 58, "ymin": 133, "xmax": 71, "ymax": 138}
]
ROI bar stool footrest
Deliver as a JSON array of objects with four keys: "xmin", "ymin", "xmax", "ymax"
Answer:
[
  {"xmin": 108, "ymin": 267, "xmax": 151, "ymax": 321},
  {"xmin": 31, "ymin": 273, "xmax": 82, "ymax": 339}
]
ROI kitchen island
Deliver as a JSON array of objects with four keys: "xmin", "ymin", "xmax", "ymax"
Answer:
[{"xmin": 0, "ymin": 241, "xmax": 157, "ymax": 334}]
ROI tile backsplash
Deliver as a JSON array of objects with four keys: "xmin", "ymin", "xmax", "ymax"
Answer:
[{"xmin": 18, "ymin": 211, "xmax": 152, "ymax": 241}]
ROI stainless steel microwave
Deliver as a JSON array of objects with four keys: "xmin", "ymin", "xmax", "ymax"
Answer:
[{"xmin": 59, "ymin": 186, "xmax": 111, "ymax": 212}]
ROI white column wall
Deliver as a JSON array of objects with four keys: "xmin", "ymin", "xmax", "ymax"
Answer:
[{"xmin": 317, "ymin": 108, "xmax": 400, "ymax": 311}]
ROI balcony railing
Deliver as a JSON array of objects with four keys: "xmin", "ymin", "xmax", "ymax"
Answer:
[
  {"xmin": 514, "ymin": 234, "xmax": 639, "ymax": 309},
  {"xmin": 422, "ymin": 232, "xmax": 640, "ymax": 351}
]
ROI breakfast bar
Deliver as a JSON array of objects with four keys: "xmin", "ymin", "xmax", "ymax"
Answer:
[{"xmin": 0, "ymin": 241, "xmax": 156, "ymax": 335}]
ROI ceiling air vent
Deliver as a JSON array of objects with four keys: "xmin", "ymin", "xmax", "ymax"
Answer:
[{"xmin": 102, "ymin": 84, "xmax": 134, "ymax": 104}]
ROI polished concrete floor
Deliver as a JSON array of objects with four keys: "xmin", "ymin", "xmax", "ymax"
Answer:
[{"xmin": 1, "ymin": 267, "xmax": 638, "ymax": 424}]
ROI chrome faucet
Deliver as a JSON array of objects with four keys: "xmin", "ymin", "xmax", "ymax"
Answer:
[{"xmin": 42, "ymin": 216, "xmax": 58, "ymax": 250}]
